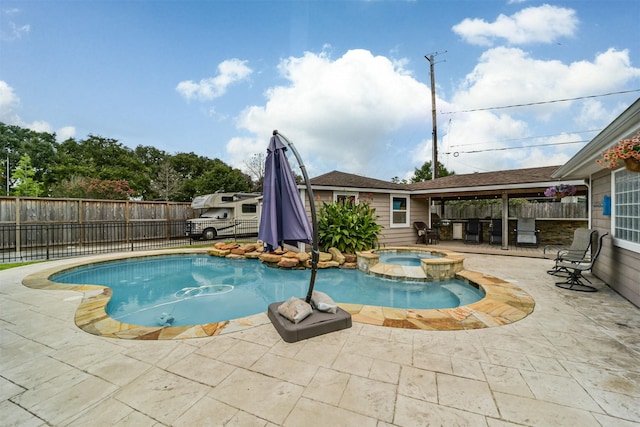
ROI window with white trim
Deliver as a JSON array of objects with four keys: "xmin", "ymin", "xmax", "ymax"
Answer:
[
  {"xmin": 390, "ymin": 194, "xmax": 409, "ymax": 227},
  {"xmin": 613, "ymin": 168, "xmax": 640, "ymax": 252},
  {"xmin": 334, "ymin": 192, "xmax": 358, "ymax": 204}
]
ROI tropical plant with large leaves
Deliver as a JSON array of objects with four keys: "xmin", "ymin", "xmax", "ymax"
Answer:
[{"xmin": 317, "ymin": 200, "xmax": 383, "ymax": 253}]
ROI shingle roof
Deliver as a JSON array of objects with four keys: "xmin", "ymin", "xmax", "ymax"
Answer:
[
  {"xmin": 407, "ymin": 165, "xmax": 562, "ymax": 191},
  {"xmin": 310, "ymin": 170, "xmax": 408, "ymax": 191},
  {"xmin": 309, "ymin": 166, "xmax": 587, "ymax": 200}
]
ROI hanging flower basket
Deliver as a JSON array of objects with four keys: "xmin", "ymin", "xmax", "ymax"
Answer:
[
  {"xmin": 624, "ymin": 157, "xmax": 640, "ymax": 173},
  {"xmin": 544, "ymin": 184, "xmax": 577, "ymax": 199},
  {"xmin": 597, "ymin": 131, "xmax": 640, "ymax": 171}
]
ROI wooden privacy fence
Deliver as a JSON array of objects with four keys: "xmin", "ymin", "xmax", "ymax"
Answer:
[
  {"xmin": 443, "ymin": 201, "xmax": 587, "ymax": 220},
  {"xmin": 0, "ymin": 197, "xmax": 194, "ymax": 258},
  {"xmin": 0, "ymin": 196, "xmax": 193, "ymax": 224}
]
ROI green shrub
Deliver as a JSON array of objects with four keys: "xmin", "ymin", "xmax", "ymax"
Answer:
[{"xmin": 317, "ymin": 200, "xmax": 383, "ymax": 253}]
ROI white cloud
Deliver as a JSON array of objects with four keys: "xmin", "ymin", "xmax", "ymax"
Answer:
[
  {"xmin": 226, "ymin": 49, "xmax": 430, "ymax": 176},
  {"xmin": 56, "ymin": 126, "xmax": 76, "ymax": 141},
  {"xmin": 26, "ymin": 120, "xmax": 52, "ymax": 133},
  {"xmin": 176, "ymin": 58, "xmax": 253, "ymax": 101},
  {"xmin": 452, "ymin": 47, "xmax": 640, "ymax": 117},
  {"xmin": 442, "ymin": 46, "xmax": 640, "ymax": 173},
  {"xmin": 0, "ymin": 80, "xmax": 21, "ymax": 124},
  {"xmin": 452, "ymin": 4, "xmax": 578, "ymax": 46},
  {"xmin": 0, "ymin": 8, "xmax": 30, "ymax": 41},
  {"xmin": 0, "ymin": 80, "xmax": 75, "ymax": 140}
]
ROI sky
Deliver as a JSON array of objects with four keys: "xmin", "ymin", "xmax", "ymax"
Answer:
[{"xmin": 1, "ymin": 0, "xmax": 639, "ymax": 183}]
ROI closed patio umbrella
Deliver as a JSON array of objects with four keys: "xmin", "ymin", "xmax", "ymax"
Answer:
[
  {"xmin": 263, "ymin": 130, "xmax": 351, "ymax": 342},
  {"xmin": 259, "ymin": 130, "xmax": 318, "ymax": 302},
  {"xmin": 258, "ymin": 132, "xmax": 313, "ymax": 254}
]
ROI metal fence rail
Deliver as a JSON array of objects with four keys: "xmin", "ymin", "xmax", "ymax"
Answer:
[{"xmin": 0, "ymin": 220, "xmax": 259, "ymax": 263}]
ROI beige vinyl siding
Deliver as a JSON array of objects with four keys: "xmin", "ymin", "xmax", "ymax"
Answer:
[{"xmin": 591, "ymin": 169, "xmax": 640, "ymax": 307}]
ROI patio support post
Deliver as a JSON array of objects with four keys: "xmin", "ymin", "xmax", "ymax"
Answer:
[{"xmin": 501, "ymin": 191, "xmax": 509, "ymax": 250}]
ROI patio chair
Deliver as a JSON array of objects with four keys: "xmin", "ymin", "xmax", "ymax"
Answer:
[
  {"xmin": 489, "ymin": 219, "xmax": 502, "ymax": 245},
  {"xmin": 515, "ymin": 218, "xmax": 539, "ymax": 247},
  {"xmin": 546, "ymin": 228, "xmax": 597, "ymax": 276},
  {"xmin": 464, "ymin": 218, "xmax": 481, "ymax": 244},
  {"xmin": 414, "ymin": 221, "xmax": 439, "ymax": 244},
  {"xmin": 555, "ymin": 233, "xmax": 608, "ymax": 292}
]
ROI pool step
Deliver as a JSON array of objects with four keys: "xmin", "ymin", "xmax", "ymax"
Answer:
[{"xmin": 369, "ymin": 263, "xmax": 427, "ymax": 281}]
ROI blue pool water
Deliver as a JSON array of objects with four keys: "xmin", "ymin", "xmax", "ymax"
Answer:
[
  {"xmin": 51, "ymin": 255, "xmax": 484, "ymax": 327},
  {"xmin": 377, "ymin": 250, "xmax": 444, "ymax": 267}
]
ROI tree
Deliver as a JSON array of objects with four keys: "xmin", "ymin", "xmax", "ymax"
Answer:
[
  {"xmin": 391, "ymin": 176, "xmax": 408, "ymax": 184},
  {"xmin": 51, "ymin": 176, "xmax": 135, "ymax": 200},
  {"xmin": 410, "ymin": 161, "xmax": 454, "ymax": 182},
  {"xmin": 51, "ymin": 135, "xmax": 148, "ymax": 197},
  {"xmin": 12, "ymin": 155, "xmax": 44, "ymax": 196},
  {"xmin": 150, "ymin": 162, "xmax": 182, "ymax": 201},
  {"xmin": 244, "ymin": 152, "xmax": 266, "ymax": 192},
  {"xmin": 193, "ymin": 159, "xmax": 252, "ymax": 195},
  {"xmin": 1, "ymin": 122, "xmax": 57, "ymax": 194}
]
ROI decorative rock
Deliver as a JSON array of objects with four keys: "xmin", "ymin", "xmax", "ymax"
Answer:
[
  {"xmin": 207, "ymin": 248, "xmax": 230, "ymax": 257},
  {"xmin": 240, "ymin": 244, "xmax": 257, "ymax": 253},
  {"xmin": 283, "ymin": 252, "xmax": 299, "ymax": 259},
  {"xmin": 296, "ymin": 252, "xmax": 310, "ymax": 263},
  {"xmin": 244, "ymin": 251, "xmax": 262, "ymax": 259},
  {"xmin": 226, "ymin": 253, "xmax": 245, "ymax": 260},
  {"xmin": 344, "ymin": 253, "xmax": 357, "ymax": 263},
  {"xmin": 259, "ymin": 253, "xmax": 282, "ymax": 263},
  {"xmin": 221, "ymin": 243, "xmax": 239, "ymax": 250},
  {"xmin": 318, "ymin": 260, "xmax": 340, "ymax": 269},
  {"xmin": 230, "ymin": 248, "xmax": 245, "ymax": 255},
  {"xmin": 328, "ymin": 247, "xmax": 345, "ymax": 265},
  {"xmin": 319, "ymin": 252, "xmax": 333, "ymax": 262},
  {"xmin": 341, "ymin": 262, "xmax": 357, "ymax": 269},
  {"xmin": 278, "ymin": 257, "xmax": 300, "ymax": 268}
]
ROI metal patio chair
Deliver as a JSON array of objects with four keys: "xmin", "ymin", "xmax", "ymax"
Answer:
[
  {"xmin": 515, "ymin": 218, "xmax": 539, "ymax": 247},
  {"xmin": 489, "ymin": 219, "xmax": 502, "ymax": 245},
  {"xmin": 555, "ymin": 233, "xmax": 608, "ymax": 292},
  {"xmin": 546, "ymin": 228, "xmax": 597, "ymax": 276},
  {"xmin": 414, "ymin": 221, "xmax": 439, "ymax": 244},
  {"xmin": 464, "ymin": 218, "xmax": 481, "ymax": 244}
]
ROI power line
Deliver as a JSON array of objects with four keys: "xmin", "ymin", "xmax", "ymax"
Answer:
[
  {"xmin": 449, "ymin": 129, "xmax": 602, "ymax": 148},
  {"xmin": 443, "ymin": 140, "xmax": 587, "ymax": 156},
  {"xmin": 442, "ymin": 89, "xmax": 640, "ymax": 115}
]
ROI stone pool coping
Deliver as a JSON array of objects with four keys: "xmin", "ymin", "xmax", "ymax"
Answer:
[
  {"xmin": 21, "ymin": 248, "xmax": 535, "ymax": 340},
  {"xmin": 358, "ymin": 246, "xmax": 465, "ymax": 281}
]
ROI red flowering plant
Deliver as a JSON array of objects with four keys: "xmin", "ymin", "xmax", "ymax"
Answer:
[{"xmin": 597, "ymin": 131, "xmax": 640, "ymax": 169}]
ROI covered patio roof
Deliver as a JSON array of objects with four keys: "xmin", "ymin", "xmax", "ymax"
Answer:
[
  {"xmin": 309, "ymin": 166, "xmax": 588, "ymax": 200},
  {"xmin": 407, "ymin": 165, "xmax": 587, "ymax": 201}
]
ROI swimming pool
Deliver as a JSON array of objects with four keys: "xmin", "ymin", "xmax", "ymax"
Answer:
[{"xmin": 51, "ymin": 254, "xmax": 485, "ymax": 327}]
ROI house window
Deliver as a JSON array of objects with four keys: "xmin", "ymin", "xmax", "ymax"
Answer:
[
  {"xmin": 334, "ymin": 192, "xmax": 358, "ymax": 204},
  {"xmin": 390, "ymin": 195, "xmax": 409, "ymax": 227},
  {"xmin": 613, "ymin": 168, "xmax": 640, "ymax": 252}
]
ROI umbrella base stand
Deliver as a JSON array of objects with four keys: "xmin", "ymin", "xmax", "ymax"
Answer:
[{"xmin": 267, "ymin": 302, "xmax": 352, "ymax": 343}]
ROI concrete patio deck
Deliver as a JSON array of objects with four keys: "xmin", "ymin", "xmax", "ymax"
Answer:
[{"xmin": 2, "ymin": 250, "xmax": 639, "ymax": 426}]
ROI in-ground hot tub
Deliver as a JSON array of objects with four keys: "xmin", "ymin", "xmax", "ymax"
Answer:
[{"xmin": 356, "ymin": 247, "xmax": 465, "ymax": 281}]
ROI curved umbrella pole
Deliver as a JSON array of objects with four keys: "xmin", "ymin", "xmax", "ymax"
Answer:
[{"xmin": 272, "ymin": 130, "xmax": 318, "ymax": 304}]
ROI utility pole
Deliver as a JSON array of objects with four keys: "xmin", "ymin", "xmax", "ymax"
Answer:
[{"xmin": 425, "ymin": 52, "xmax": 446, "ymax": 179}]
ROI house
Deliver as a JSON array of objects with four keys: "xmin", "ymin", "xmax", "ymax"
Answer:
[
  {"xmin": 552, "ymin": 97, "xmax": 640, "ymax": 307},
  {"xmin": 308, "ymin": 166, "xmax": 588, "ymax": 248},
  {"xmin": 308, "ymin": 170, "xmax": 426, "ymax": 246}
]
